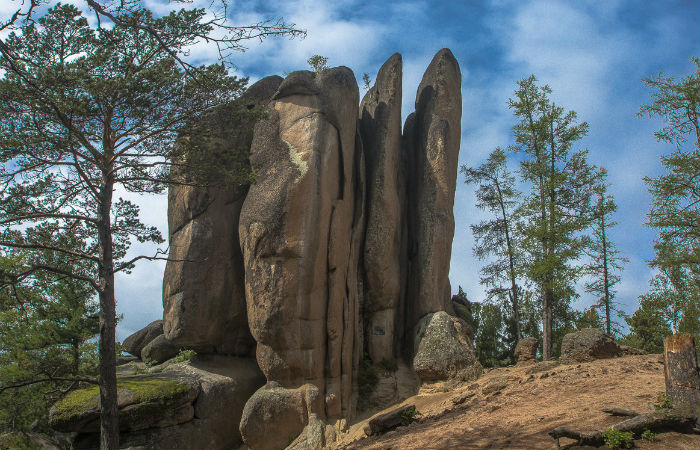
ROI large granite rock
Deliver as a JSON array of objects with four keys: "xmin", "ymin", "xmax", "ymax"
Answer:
[
  {"xmin": 560, "ymin": 328, "xmax": 621, "ymax": 363},
  {"xmin": 238, "ymin": 67, "xmax": 363, "ymax": 425},
  {"xmin": 123, "ymin": 320, "xmax": 163, "ymax": 357},
  {"xmin": 141, "ymin": 334, "xmax": 180, "ymax": 364},
  {"xmin": 412, "ymin": 311, "xmax": 481, "ymax": 382},
  {"xmin": 162, "ymin": 76, "xmax": 282, "ymax": 356},
  {"xmin": 52, "ymin": 356, "xmax": 264, "ymax": 450},
  {"xmin": 239, "ymin": 382, "xmax": 320, "ymax": 450},
  {"xmin": 405, "ymin": 49, "xmax": 462, "ymax": 331},
  {"xmin": 514, "ymin": 337, "xmax": 539, "ymax": 363},
  {"xmin": 359, "ymin": 53, "xmax": 404, "ymax": 363}
]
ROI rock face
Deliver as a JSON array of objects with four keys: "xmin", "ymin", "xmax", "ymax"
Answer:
[
  {"xmin": 238, "ymin": 67, "xmax": 363, "ymax": 427},
  {"xmin": 515, "ymin": 337, "xmax": 539, "ymax": 363},
  {"xmin": 412, "ymin": 311, "xmax": 482, "ymax": 381},
  {"xmin": 141, "ymin": 334, "xmax": 180, "ymax": 364},
  {"xmin": 359, "ymin": 53, "xmax": 404, "ymax": 363},
  {"xmin": 162, "ymin": 76, "xmax": 282, "ymax": 356},
  {"xmin": 52, "ymin": 50, "xmax": 469, "ymax": 450},
  {"xmin": 123, "ymin": 320, "xmax": 163, "ymax": 357},
  {"xmin": 560, "ymin": 328, "xmax": 621, "ymax": 363},
  {"xmin": 51, "ymin": 356, "xmax": 264, "ymax": 450},
  {"xmin": 405, "ymin": 49, "xmax": 462, "ymax": 329}
]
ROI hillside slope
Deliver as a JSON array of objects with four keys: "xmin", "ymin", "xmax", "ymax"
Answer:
[{"xmin": 333, "ymin": 354, "xmax": 699, "ymax": 449}]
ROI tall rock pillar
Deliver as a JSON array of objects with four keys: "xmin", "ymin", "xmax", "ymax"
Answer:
[
  {"xmin": 359, "ymin": 53, "xmax": 404, "ymax": 363},
  {"xmin": 405, "ymin": 48, "xmax": 462, "ymax": 333}
]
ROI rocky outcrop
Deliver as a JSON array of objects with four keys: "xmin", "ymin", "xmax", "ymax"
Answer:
[
  {"xmin": 141, "ymin": 334, "xmax": 180, "ymax": 364},
  {"xmin": 123, "ymin": 320, "xmax": 164, "ymax": 357},
  {"xmin": 359, "ymin": 53, "xmax": 404, "ymax": 363},
  {"xmin": 51, "ymin": 356, "xmax": 264, "ymax": 450},
  {"xmin": 412, "ymin": 311, "xmax": 482, "ymax": 382},
  {"xmin": 515, "ymin": 337, "xmax": 539, "ymax": 363},
  {"xmin": 405, "ymin": 49, "xmax": 462, "ymax": 330},
  {"xmin": 162, "ymin": 76, "xmax": 282, "ymax": 356},
  {"xmin": 238, "ymin": 66, "xmax": 363, "ymax": 428},
  {"xmin": 52, "ymin": 50, "xmax": 467, "ymax": 449},
  {"xmin": 560, "ymin": 328, "xmax": 621, "ymax": 363}
]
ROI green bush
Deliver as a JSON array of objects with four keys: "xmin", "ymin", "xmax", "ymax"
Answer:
[
  {"xmin": 400, "ymin": 406, "xmax": 423, "ymax": 425},
  {"xmin": 602, "ymin": 429, "xmax": 634, "ymax": 450},
  {"xmin": 378, "ymin": 357, "xmax": 398, "ymax": 372},
  {"xmin": 641, "ymin": 429, "xmax": 656, "ymax": 442},
  {"xmin": 654, "ymin": 393, "xmax": 671, "ymax": 410}
]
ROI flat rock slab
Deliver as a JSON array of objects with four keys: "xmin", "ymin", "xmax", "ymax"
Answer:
[{"xmin": 364, "ymin": 404, "xmax": 419, "ymax": 436}]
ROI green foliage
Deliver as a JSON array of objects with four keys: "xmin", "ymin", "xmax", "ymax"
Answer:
[
  {"xmin": 602, "ymin": 429, "xmax": 634, "ymax": 450},
  {"xmin": 0, "ymin": 432, "xmax": 34, "ymax": 450},
  {"xmin": 171, "ymin": 349, "xmax": 197, "ymax": 364},
  {"xmin": 362, "ymin": 73, "xmax": 372, "ymax": 90},
  {"xmin": 307, "ymin": 55, "xmax": 328, "ymax": 73},
  {"xmin": 400, "ymin": 406, "xmax": 423, "ymax": 424},
  {"xmin": 506, "ymin": 75, "xmax": 601, "ymax": 359},
  {"xmin": 358, "ymin": 356, "xmax": 378, "ymax": 399},
  {"xmin": 637, "ymin": 59, "xmax": 700, "ymax": 343},
  {"xmin": 462, "ymin": 148, "xmax": 525, "ymax": 342},
  {"xmin": 640, "ymin": 429, "xmax": 657, "ymax": 442},
  {"xmin": 654, "ymin": 393, "xmax": 671, "ymax": 410}
]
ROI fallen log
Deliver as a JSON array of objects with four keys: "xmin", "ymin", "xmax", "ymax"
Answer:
[
  {"xmin": 549, "ymin": 409, "xmax": 697, "ymax": 448},
  {"xmin": 601, "ymin": 407, "xmax": 639, "ymax": 417}
]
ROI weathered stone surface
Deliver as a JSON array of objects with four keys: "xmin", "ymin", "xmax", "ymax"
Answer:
[
  {"xmin": 560, "ymin": 328, "xmax": 621, "ymax": 363},
  {"xmin": 405, "ymin": 48, "xmax": 462, "ymax": 330},
  {"xmin": 285, "ymin": 413, "xmax": 338, "ymax": 450},
  {"xmin": 123, "ymin": 320, "xmax": 163, "ymax": 358},
  {"xmin": 141, "ymin": 334, "xmax": 179, "ymax": 364},
  {"xmin": 359, "ymin": 53, "xmax": 404, "ymax": 364},
  {"xmin": 364, "ymin": 404, "xmax": 418, "ymax": 436},
  {"xmin": 663, "ymin": 334, "xmax": 700, "ymax": 423},
  {"xmin": 238, "ymin": 67, "xmax": 362, "ymax": 422},
  {"xmin": 162, "ymin": 76, "xmax": 282, "ymax": 356},
  {"xmin": 49, "ymin": 374, "xmax": 199, "ymax": 433},
  {"xmin": 412, "ymin": 311, "xmax": 481, "ymax": 381},
  {"xmin": 239, "ymin": 382, "xmax": 320, "ymax": 450},
  {"xmin": 365, "ymin": 361, "xmax": 418, "ymax": 411},
  {"xmin": 515, "ymin": 337, "xmax": 539, "ymax": 363},
  {"xmin": 58, "ymin": 356, "xmax": 264, "ymax": 450}
]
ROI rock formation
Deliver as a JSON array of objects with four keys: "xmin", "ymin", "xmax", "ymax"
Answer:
[
  {"xmin": 560, "ymin": 328, "xmax": 621, "ymax": 363},
  {"xmin": 53, "ymin": 49, "xmax": 475, "ymax": 450}
]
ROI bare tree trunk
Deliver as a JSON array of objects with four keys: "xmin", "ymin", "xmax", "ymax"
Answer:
[
  {"xmin": 664, "ymin": 334, "xmax": 700, "ymax": 424},
  {"xmin": 601, "ymin": 211, "xmax": 611, "ymax": 335},
  {"xmin": 98, "ymin": 147, "xmax": 119, "ymax": 450},
  {"xmin": 542, "ymin": 287, "xmax": 553, "ymax": 360}
]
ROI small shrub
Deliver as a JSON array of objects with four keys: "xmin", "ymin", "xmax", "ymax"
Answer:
[
  {"xmin": 171, "ymin": 349, "xmax": 197, "ymax": 364},
  {"xmin": 400, "ymin": 406, "xmax": 423, "ymax": 425},
  {"xmin": 654, "ymin": 393, "xmax": 671, "ymax": 410},
  {"xmin": 640, "ymin": 429, "xmax": 656, "ymax": 442},
  {"xmin": 358, "ymin": 357, "xmax": 378, "ymax": 398},
  {"xmin": 602, "ymin": 429, "xmax": 634, "ymax": 450}
]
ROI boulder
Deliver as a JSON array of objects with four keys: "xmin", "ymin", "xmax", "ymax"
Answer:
[
  {"xmin": 122, "ymin": 320, "xmax": 163, "ymax": 357},
  {"xmin": 560, "ymin": 328, "xmax": 621, "ymax": 363},
  {"xmin": 364, "ymin": 404, "xmax": 419, "ymax": 436},
  {"xmin": 405, "ymin": 49, "xmax": 462, "ymax": 330},
  {"xmin": 162, "ymin": 76, "xmax": 282, "ymax": 356},
  {"xmin": 239, "ymin": 382, "xmax": 320, "ymax": 450},
  {"xmin": 239, "ymin": 67, "xmax": 363, "ymax": 421},
  {"xmin": 359, "ymin": 53, "xmax": 404, "ymax": 363},
  {"xmin": 412, "ymin": 311, "xmax": 482, "ymax": 381},
  {"xmin": 141, "ymin": 334, "xmax": 180, "ymax": 364},
  {"xmin": 514, "ymin": 337, "xmax": 539, "ymax": 363},
  {"xmin": 53, "ymin": 356, "xmax": 264, "ymax": 450}
]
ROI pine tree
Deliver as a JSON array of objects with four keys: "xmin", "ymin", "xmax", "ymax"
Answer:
[
  {"xmin": 508, "ymin": 75, "xmax": 599, "ymax": 359},
  {"xmin": 463, "ymin": 148, "xmax": 524, "ymax": 341},
  {"xmin": 0, "ymin": 4, "xmax": 300, "ymax": 448},
  {"xmin": 584, "ymin": 175, "xmax": 628, "ymax": 336}
]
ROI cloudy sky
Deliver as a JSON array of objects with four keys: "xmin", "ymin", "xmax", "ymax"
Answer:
[{"xmin": 4, "ymin": 0, "xmax": 697, "ymax": 340}]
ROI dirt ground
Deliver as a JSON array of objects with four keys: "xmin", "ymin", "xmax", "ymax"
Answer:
[{"xmin": 331, "ymin": 354, "xmax": 700, "ymax": 450}]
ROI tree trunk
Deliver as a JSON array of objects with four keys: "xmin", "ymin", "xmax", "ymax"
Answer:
[
  {"xmin": 664, "ymin": 334, "xmax": 700, "ymax": 424},
  {"xmin": 601, "ymin": 210, "xmax": 611, "ymax": 335},
  {"xmin": 98, "ymin": 157, "xmax": 119, "ymax": 450},
  {"xmin": 542, "ymin": 287, "xmax": 553, "ymax": 360}
]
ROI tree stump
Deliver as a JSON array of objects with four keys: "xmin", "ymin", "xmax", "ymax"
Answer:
[{"xmin": 664, "ymin": 334, "xmax": 700, "ymax": 424}]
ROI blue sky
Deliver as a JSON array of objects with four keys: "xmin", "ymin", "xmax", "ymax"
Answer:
[{"xmin": 4, "ymin": 0, "xmax": 697, "ymax": 340}]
